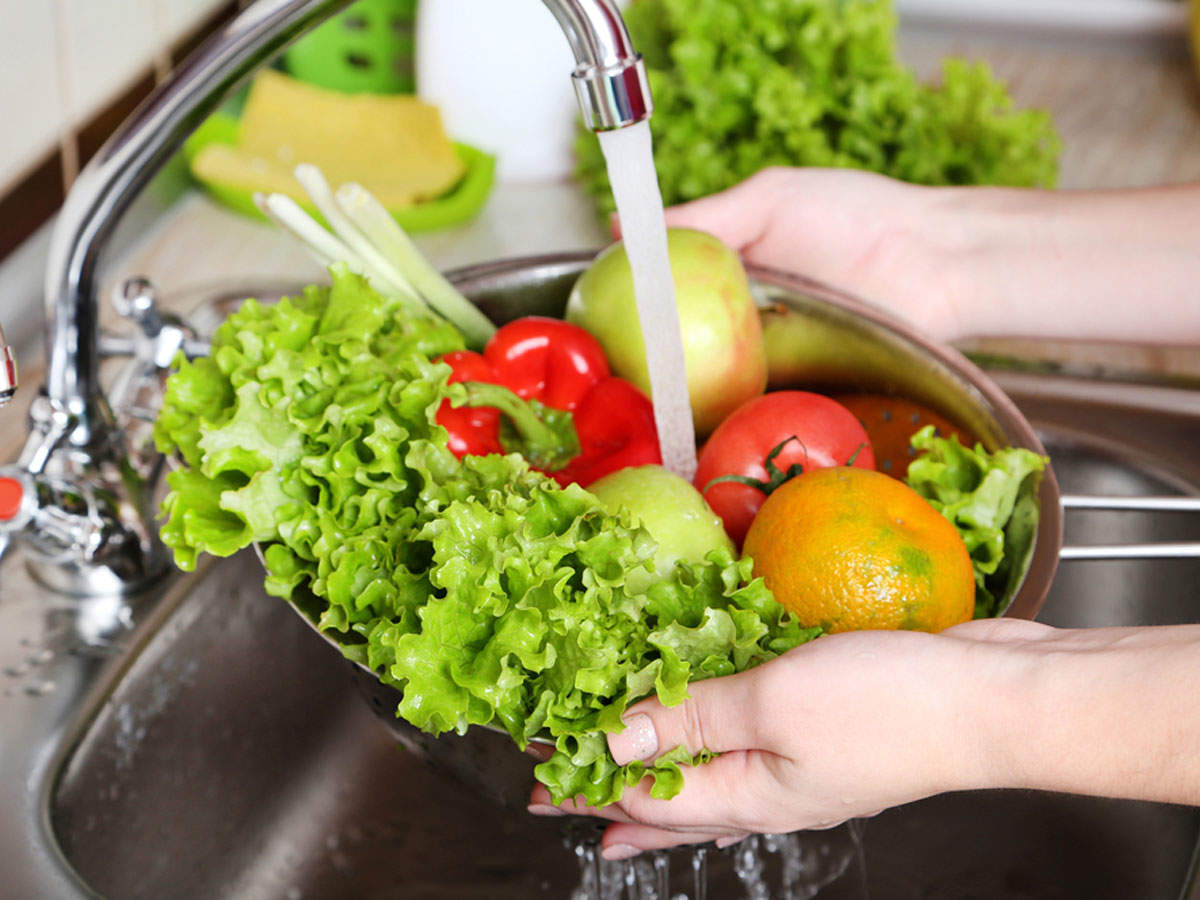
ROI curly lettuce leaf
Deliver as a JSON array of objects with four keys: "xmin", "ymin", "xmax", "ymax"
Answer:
[
  {"xmin": 155, "ymin": 267, "xmax": 817, "ymax": 806},
  {"xmin": 535, "ymin": 740, "xmax": 714, "ymax": 805},
  {"xmin": 154, "ymin": 264, "xmax": 463, "ymax": 570},
  {"xmin": 359, "ymin": 446, "xmax": 817, "ymax": 805},
  {"xmin": 905, "ymin": 426, "xmax": 1048, "ymax": 617}
]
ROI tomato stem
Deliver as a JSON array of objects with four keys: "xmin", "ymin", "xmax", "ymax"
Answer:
[{"xmin": 703, "ymin": 435, "xmax": 809, "ymax": 497}]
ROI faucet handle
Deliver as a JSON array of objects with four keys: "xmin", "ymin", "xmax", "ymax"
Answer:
[
  {"xmin": 110, "ymin": 278, "xmax": 197, "ymax": 359},
  {"xmin": 0, "ymin": 466, "xmax": 107, "ymax": 570},
  {"xmin": 112, "ymin": 277, "xmax": 160, "ymax": 326},
  {"xmin": 2, "ymin": 402, "xmax": 165, "ymax": 594},
  {"xmin": 0, "ymin": 279, "xmax": 179, "ymax": 593},
  {"xmin": 105, "ymin": 278, "xmax": 197, "ymax": 428},
  {"xmin": 0, "ymin": 474, "xmax": 21, "ymax": 520},
  {"xmin": 0, "ymin": 322, "xmax": 17, "ymax": 409}
]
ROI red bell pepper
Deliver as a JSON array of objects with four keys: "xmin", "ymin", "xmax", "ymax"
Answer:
[{"xmin": 436, "ymin": 317, "xmax": 661, "ymax": 487}]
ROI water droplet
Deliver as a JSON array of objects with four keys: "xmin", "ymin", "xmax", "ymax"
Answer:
[
  {"xmin": 691, "ymin": 846, "xmax": 708, "ymax": 900},
  {"xmin": 732, "ymin": 835, "xmax": 769, "ymax": 900},
  {"xmin": 4, "ymin": 664, "xmax": 28, "ymax": 677},
  {"xmin": 28, "ymin": 648, "xmax": 54, "ymax": 665},
  {"xmin": 842, "ymin": 797, "xmax": 855, "ymax": 805},
  {"xmin": 286, "ymin": 888, "xmax": 302, "ymax": 900}
]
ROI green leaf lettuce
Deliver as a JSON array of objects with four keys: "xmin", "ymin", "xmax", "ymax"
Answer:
[
  {"xmin": 905, "ymin": 426, "xmax": 1048, "ymax": 617},
  {"xmin": 155, "ymin": 266, "xmax": 818, "ymax": 806}
]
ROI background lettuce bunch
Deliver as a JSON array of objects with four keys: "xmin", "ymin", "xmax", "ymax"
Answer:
[
  {"xmin": 155, "ymin": 267, "xmax": 817, "ymax": 806},
  {"xmin": 577, "ymin": 0, "xmax": 1060, "ymax": 214}
]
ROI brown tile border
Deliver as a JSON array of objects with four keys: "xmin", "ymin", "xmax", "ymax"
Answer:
[
  {"xmin": 76, "ymin": 72, "xmax": 160, "ymax": 174},
  {"xmin": 0, "ymin": 153, "xmax": 64, "ymax": 261},
  {"xmin": 0, "ymin": 0, "xmax": 240, "ymax": 264}
]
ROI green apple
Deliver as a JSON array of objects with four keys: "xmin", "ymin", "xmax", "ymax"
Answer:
[
  {"xmin": 565, "ymin": 228, "xmax": 767, "ymax": 436},
  {"xmin": 588, "ymin": 465, "xmax": 734, "ymax": 592}
]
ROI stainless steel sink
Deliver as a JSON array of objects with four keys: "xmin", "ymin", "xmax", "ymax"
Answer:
[
  {"xmin": 0, "ymin": 367, "xmax": 1191, "ymax": 899},
  {"xmin": 3, "ymin": 302, "xmax": 1199, "ymax": 897}
]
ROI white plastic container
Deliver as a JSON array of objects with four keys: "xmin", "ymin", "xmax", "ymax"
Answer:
[{"xmin": 415, "ymin": 0, "xmax": 581, "ymax": 182}]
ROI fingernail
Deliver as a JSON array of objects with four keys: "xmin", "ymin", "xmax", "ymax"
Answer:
[
  {"xmin": 611, "ymin": 713, "xmax": 658, "ymax": 766},
  {"xmin": 602, "ymin": 843, "xmax": 641, "ymax": 861},
  {"xmin": 527, "ymin": 804, "xmax": 567, "ymax": 817},
  {"xmin": 716, "ymin": 834, "xmax": 749, "ymax": 849}
]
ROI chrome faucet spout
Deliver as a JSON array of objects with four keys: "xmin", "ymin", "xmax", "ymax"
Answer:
[{"xmin": 541, "ymin": 0, "xmax": 653, "ymax": 131}]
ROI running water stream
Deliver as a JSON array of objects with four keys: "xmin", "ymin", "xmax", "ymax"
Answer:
[
  {"xmin": 580, "ymin": 121, "xmax": 864, "ymax": 900},
  {"xmin": 566, "ymin": 828, "xmax": 864, "ymax": 900},
  {"xmin": 596, "ymin": 122, "xmax": 697, "ymax": 480}
]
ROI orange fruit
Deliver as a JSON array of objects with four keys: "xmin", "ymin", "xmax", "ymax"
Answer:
[
  {"xmin": 832, "ymin": 394, "xmax": 974, "ymax": 480},
  {"xmin": 743, "ymin": 467, "xmax": 975, "ymax": 633}
]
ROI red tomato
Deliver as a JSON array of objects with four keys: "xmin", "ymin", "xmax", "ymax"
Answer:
[{"xmin": 694, "ymin": 391, "xmax": 875, "ymax": 547}]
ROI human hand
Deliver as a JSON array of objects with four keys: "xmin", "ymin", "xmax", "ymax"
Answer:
[
  {"xmin": 528, "ymin": 617, "xmax": 1054, "ymax": 859},
  {"xmin": 656, "ymin": 167, "xmax": 973, "ymax": 342},
  {"xmin": 656, "ymin": 168, "xmax": 1200, "ymax": 346}
]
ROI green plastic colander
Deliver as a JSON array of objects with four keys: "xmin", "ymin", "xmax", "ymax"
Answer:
[{"xmin": 284, "ymin": 0, "xmax": 417, "ymax": 94}]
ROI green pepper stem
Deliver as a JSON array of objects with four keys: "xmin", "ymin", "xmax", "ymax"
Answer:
[{"xmin": 459, "ymin": 382, "xmax": 581, "ymax": 472}]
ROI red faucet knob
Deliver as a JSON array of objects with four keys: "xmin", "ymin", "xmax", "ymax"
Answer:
[{"xmin": 0, "ymin": 477, "xmax": 22, "ymax": 521}]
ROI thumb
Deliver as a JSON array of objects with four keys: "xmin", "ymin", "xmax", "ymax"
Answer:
[{"xmin": 608, "ymin": 665, "xmax": 778, "ymax": 766}]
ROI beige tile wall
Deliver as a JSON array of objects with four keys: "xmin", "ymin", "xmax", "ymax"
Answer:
[
  {"xmin": 0, "ymin": 4, "xmax": 63, "ymax": 192},
  {"xmin": 0, "ymin": 0, "xmax": 230, "ymax": 196}
]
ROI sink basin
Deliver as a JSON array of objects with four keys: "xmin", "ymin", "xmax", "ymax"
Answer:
[
  {"xmin": 14, "ymin": 374, "xmax": 1195, "ymax": 900},
  {"xmin": 4, "ymin": 273, "xmax": 1199, "ymax": 898}
]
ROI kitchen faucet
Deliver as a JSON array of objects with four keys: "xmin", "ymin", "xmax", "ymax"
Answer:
[{"xmin": 0, "ymin": 0, "xmax": 652, "ymax": 596}]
